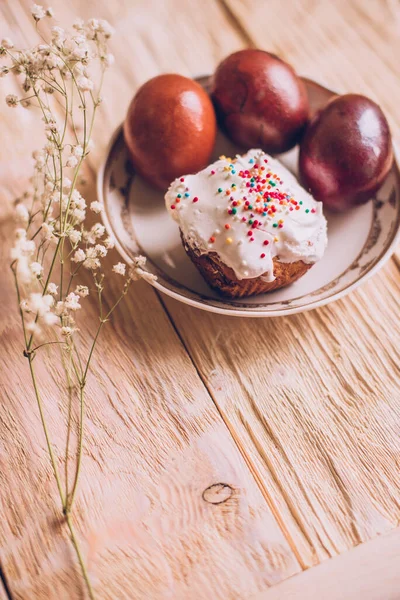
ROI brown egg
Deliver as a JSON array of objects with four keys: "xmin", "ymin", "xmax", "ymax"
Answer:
[
  {"xmin": 211, "ymin": 49, "xmax": 309, "ymax": 154},
  {"xmin": 299, "ymin": 94, "xmax": 393, "ymax": 211},
  {"xmin": 123, "ymin": 74, "xmax": 217, "ymax": 190}
]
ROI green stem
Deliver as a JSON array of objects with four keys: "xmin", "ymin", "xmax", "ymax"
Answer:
[
  {"xmin": 28, "ymin": 357, "xmax": 65, "ymax": 506},
  {"xmin": 65, "ymin": 512, "xmax": 95, "ymax": 600},
  {"xmin": 67, "ymin": 383, "xmax": 85, "ymax": 510}
]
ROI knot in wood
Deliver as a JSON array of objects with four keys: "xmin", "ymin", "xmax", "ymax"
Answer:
[{"xmin": 202, "ymin": 483, "xmax": 233, "ymax": 504}]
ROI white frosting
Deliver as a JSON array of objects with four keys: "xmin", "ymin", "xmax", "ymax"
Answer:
[{"xmin": 165, "ymin": 149, "xmax": 327, "ymax": 281}]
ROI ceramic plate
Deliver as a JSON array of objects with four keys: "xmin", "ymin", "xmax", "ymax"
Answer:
[{"xmin": 97, "ymin": 77, "xmax": 400, "ymax": 317}]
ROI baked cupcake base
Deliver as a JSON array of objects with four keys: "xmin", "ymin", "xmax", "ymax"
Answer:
[{"xmin": 182, "ymin": 233, "xmax": 312, "ymax": 298}]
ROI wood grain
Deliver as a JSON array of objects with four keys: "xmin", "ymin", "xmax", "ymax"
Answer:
[
  {"xmin": 255, "ymin": 527, "xmax": 400, "ymax": 600},
  {"xmin": 0, "ymin": 1, "xmax": 299, "ymax": 598},
  {"xmin": 160, "ymin": 0, "xmax": 400, "ymax": 567},
  {"xmin": 163, "ymin": 260, "xmax": 400, "ymax": 566},
  {"xmin": 1, "ymin": 0, "xmax": 400, "ymax": 597}
]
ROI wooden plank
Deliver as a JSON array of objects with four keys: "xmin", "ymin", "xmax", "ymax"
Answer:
[
  {"xmin": 254, "ymin": 527, "xmax": 400, "ymax": 600},
  {"xmin": 221, "ymin": 0, "xmax": 400, "ymax": 132},
  {"xmin": 0, "ymin": 1, "xmax": 301, "ymax": 598},
  {"xmin": 162, "ymin": 1, "xmax": 400, "ymax": 568},
  {"xmin": 163, "ymin": 260, "xmax": 400, "ymax": 568},
  {"xmin": 159, "ymin": 0, "xmax": 400, "ymax": 569}
]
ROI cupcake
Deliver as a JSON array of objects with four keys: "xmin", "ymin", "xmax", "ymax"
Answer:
[{"xmin": 165, "ymin": 149, "xmax": 327, "ymax": 298}]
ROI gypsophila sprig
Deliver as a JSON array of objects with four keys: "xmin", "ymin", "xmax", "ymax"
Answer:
[{"xmin": 5, "ymin": 7, "xmax": 155, "ymax": 599}]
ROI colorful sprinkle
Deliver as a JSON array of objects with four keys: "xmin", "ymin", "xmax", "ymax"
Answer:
[
  {"xmin": 193, "ymin": 197, "xmax": 199, "ymax": 203},
  {"xmin": 224, "ymin": 223, "xmax": 231, "ymax": 230},
  {"xmin": 226, "ymin": 237, "xmax": 233, "ymax": 244}
]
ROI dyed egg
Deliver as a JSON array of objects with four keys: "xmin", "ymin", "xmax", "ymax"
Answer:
[
  {"xmin": 211, "ymin": 49, "xmax": 309, "ymax": 154},
  {"xmin": 123, "ymin": 74, "xmax": 217, "ymax": 190},
  {"xmin": 299, "ymin": 94, "xmax": 393, "ymax": 211}
]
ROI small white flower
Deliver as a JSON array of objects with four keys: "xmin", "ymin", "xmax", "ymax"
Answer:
[
  {"xmin": 45, "ymin": 121, "xmax": 59, "ymax": 134},
  {"xmin": 87, "ymin": 18, "xmax": 99, "ymax": 31},
  {"xmin": 1, "ymin": 38, "xmax": 13, "ymax": 49},
  {"xmin": 20, "ymin": 300, "xmax": 31, "ymax": 312},
  {"xmin": 71, "ymin": 46, "xmax": 88, "ymax": 61},
  {"xmin": 26, "ymin": 322, "xmax": 41, "ymax": 335},
  {"xmin": 30, "ymin": 262, "xmax": 43, "ymax": 277},
  {"xmin": 66, "ymin": 156, "xmax": 78, "ymax": 168},
  {"xmin": 95, "ymin": 244, "xmax": 107, "ymax": 257},
  {"xmin": 47, "ymin": 282, "xmax": 58, "ymax": 295},
  {"xmin": 75, "ymin": 285, "xmax": 89, "ymax": 297},
  {"xmin": 91, "ymin": 223, "xmax": 105, "ymax": 239},
  {"xmin": 132, "ymin": 256, "xmax": 147, "ymax": 269},
  {"xmin": 63, "ymin": 177, "xmax": 72, "ymax": 190},
  {"xmin": 51, "ymin": 26, "xmax": 66, "ymax": 45},
  {"xmin": 128, "ymin": 256, "xmax": 157, "ymax": 283},
  {"xmin": 113, "ymin": 262, "xmax": 126, "ymax": 276},
  {"xmin": 29, "ymin": 293, "xmax": 54, "ymax": 316},
  {"xmin": 68, "ymin": 229, "xmax": 82, "ymax": 245},
  {"xmin": 15, "ymin": 203, "xmax": 29, "ymax": 223},
  {"xmin": 6, "ymin": 94, "xmax": 18, "ymax": 107},
  {"xmin": 31, "ymin": 4, "xmax": 46, "ymax": 21},
  {"xmin": 16, "ymin": 257, "xmax": 33, "ymax": 284},
  {"xmin": 61, "ymin": 326, "xmax": 74, "ymax": 336},
  {"xmin": 76, "ymin": 75, "xmax": 93, "ymax": 92},
  {"xmin": 32, "ymin": 150, "xmax": 46, "ymax": 167},
  {"xmin": 136, "ymin": 270, "xmax": 157, "ymax": 284},
  {"xmin": 90, "ymin": 201, "xmax": 102, "ymax": 214},
  {"xmin": 70, "ymin": 189, "xmax": 86, "ymax": 209},
  {"xmin": 72, "ymin": 248, "xmax": 86, "ymax": 262},
  {"xmin": 72, "ymin": 145, "xmax": 84, "ymax": 158},
  {"xmin": 42, "ymin": 222, "xmax": 55, "ymax": 240},
  {"xmin": 73, "ymin": 18, "xmax": 85, "ymax": 31},
  {"xmin": 72, "ymin": 208, "xmax": 86, "ymax": 223},
  {"xmin": 46, "ymin": 7, "xmax": 54, "ymax": 17},
  {"xmin": 43, "ymin": 311, "xmax": 58, "ymax": 326},
  {"xmin": 102, "ymin": 53, "xmax": 114, "ymax": 68},
  {"xmin": 83, "ymin": 256, "xmax": 100, "ymax": 270},
  {"xmin": 15, "ymin": 228, "xmax": 27, "ymax": 239},
  {"xmin": 44, "ymin": 142, "xmax": 56, "ymax": 156},
  {"xmin": 55, "ymin": 301, "xmax": 65, "ymax": 316},
  {"xmin": 98, "ymin": 19, "xmax": 114, "ymax": 38},
  {"xmin": 61, "ymin": 194, "xmax": 69, "ymax": 211},
  {"xmin": 104, "ymin": 237, "xmax": 115, "ymax": 250},
  {"xmin": 65, "ymin": 292, "xmax": 81, "ymax": 311}
]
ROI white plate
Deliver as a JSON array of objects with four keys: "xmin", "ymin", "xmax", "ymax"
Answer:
[{"xmin": 97, "ymin": 77, "xmax": 400, "ymax": 317}]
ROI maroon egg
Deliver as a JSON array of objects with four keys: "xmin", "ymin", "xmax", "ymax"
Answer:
[
  {"xmin": 123, "ymin": 74, "xmax": 217, "ymax": 190},
  {"xmin": 299, "ymin": 94, "xmax": 393, "ymax": 212},
  {"xmin": 210, "ymin": 49, "xmax": 309, "ymax": 154}
]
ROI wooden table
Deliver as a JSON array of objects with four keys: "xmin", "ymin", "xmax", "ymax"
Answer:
[{"xmin": 1, "ymin": 1, "xmax": 400, "ymax": 598}]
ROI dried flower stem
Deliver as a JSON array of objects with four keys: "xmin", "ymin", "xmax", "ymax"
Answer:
[{"xmin": 5, "ymin": 8, "xmax": 156, "ymax": 596}]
